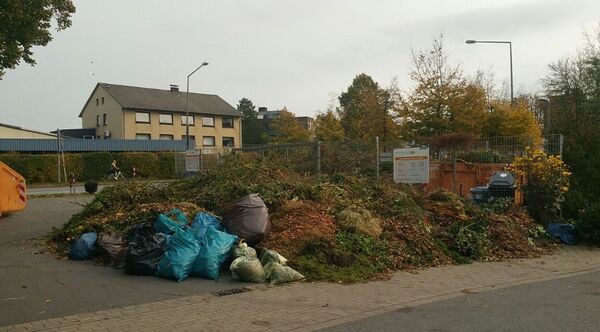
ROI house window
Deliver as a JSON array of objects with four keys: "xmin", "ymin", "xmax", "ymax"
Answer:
[
  {"xmin": 202, "ymin": 136, "xmax": 215, "ymax": 146},
  {"xmin": 96, "ymin": 115, "xmax": 100, "ymax": 127},
  {"xmin": 159, "ymin": 114, "xmax": 173, "ymax": 124},
  {"xmin": 96, "ymin": 98, "xmax": 99, "ymax": 106},
  {"xmin": 159, "ymin": 134, "xmax": 174, "ymax": 140},
  {"xmin": 222, "ymin": 137, "xmax": 235, "ymax": 147},
  {"xmin": 182, "ymin": 135, "xmax": 196, "ymax": 142},
  {"xmin": 135, "ymin": 112, "xmax": 151, "ymax": 123},
  {"xmin": 101, "ymin": 97, "xmax": 105, "ymax": 105},
  {"xmin": 181, "ymin": 115, "xmax": 195, "ymax": 126},
  {"xmin": 136, "ymin": 133, "xmax": 151, "ymax": 140},
  {"xmin": 222, "ymin": 117, "xmax": 234, "ymax": 128},
  {"xmin": 103, "ymin": 114, "xmax": 107, "ymax": 126},
  {"xmin": 202, "ymin": 116, "xmax": 215, "ymax": 127}
]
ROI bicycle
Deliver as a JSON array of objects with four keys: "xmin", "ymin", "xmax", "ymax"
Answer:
[{"xmin": 106, "ymin": 170, "xmax": 125, "ymax": 180}]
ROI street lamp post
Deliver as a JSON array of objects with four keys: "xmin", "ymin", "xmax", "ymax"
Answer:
[
  {"xmin": 186, "ymin": 62, "xmax": 209, "ymax": 150},
  {"xmin": 466, "ymin": 40, "xmax": 513, "ymax": 103}
]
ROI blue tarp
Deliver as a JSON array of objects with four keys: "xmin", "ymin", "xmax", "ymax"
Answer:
[{"xmin": 547, "ymin": 223, "xmax": 576, "ymax": 245}]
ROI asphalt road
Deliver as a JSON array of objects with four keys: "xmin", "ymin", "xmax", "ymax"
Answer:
[
  {"xmin": 0, "ymin": 196, "xmax": 247, "ymax": 326},
  {"xmin": 26, "ymin": 185, "xmax": 108, "ymax": 196},
  {"xmin": 322, "ymin": 270, "xmax": 600, "ymax": 332}
]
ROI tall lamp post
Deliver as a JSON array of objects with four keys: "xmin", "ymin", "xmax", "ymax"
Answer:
[
  {"xmin": 186, "ymin": 62, "xmax": 209, "ymax": 150},
  {"xmin": 466, "ymin": 39, "xmax": 513, "ymax": 103}
]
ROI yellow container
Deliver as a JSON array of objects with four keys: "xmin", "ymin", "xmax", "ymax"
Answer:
[{"xmin": 0, "ymin": 161, "xmax": 27, "ymax": 216}]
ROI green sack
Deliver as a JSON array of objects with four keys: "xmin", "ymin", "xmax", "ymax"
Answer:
[
  {"xmin": 264, "ymin": 262, "xmax": 305, "ymax": 284},
  {"xmin": 229, "ymin": 256, "xmax": 265, "ymax": 283},
  {"xmin": 259, "ymin": 249, "xmax": 288, "ymax": 266},
  {"xmin": 231, "ymin": 241, "xmax": 257, "ymax": 259}
]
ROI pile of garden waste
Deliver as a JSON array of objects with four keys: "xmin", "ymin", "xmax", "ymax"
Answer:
[{"xmin": 47, "ymin": 153, "xmax": 552, "ymax": 283}]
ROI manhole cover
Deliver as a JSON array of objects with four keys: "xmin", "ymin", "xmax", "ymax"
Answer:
[{"xmin": 213, "ymin": 287, "xmax": 253, "ymax": 297}]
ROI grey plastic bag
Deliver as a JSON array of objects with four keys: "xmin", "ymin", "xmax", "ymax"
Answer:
[
  {"xmin": 264, "ymin": 262, "xmax": 305, "ymax": 284},
  {"xmin": 259, "ymin": 249, "xmax": 288, "ymax": 266},
  {"xmin": 230, "ymin": 256, "xmax": 266, "ymax": 283},
  {"xmin": 231, "ymin": 241, "xmax": 257, "ymax": 259},
  {"xmin": 223, "ymin": 194, "xmax": 271, "ymax": 246}
]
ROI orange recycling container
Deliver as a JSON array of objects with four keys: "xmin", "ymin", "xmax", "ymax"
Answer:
[{"xmin": 0, "ymin": 161, "xmax": 27, "ymax": 216}]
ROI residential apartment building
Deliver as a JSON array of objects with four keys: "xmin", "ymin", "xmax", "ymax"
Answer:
[{"xmin": 79, "ymin": 83, "xmax": 242, "ymax": 149}]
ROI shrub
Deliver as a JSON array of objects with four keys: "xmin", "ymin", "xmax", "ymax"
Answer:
[
  {"xmin": 0, "ymin": 152, "xmax": 178, "ymax": 183},
  {"xmin": 84, "ymin": 180, "xmax": 98, "ymax": 193},
  {"xmin": 83, "ymin": 152, "xmax": 113, "ymax": 180},
  {"xmin": 576, "ymin": 202, "xmax": 600, "ymax": 246},
  {"xmin": 510, "ymin": 148, "xmax": 570, "ymax": 224}
]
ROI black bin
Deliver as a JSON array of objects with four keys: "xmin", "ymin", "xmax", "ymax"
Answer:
[
  {"xmin": 488, "ymin": 172, "xmax": 516, "ymax": 199},
  {"xmin": 470, "ymin": 186, "xmax": 490, "ymax": 204}
]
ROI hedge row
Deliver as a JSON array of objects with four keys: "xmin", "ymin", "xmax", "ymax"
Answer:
[{"xmin": 0, "ymin": 152, "xmax": 179, "ymax": 183}]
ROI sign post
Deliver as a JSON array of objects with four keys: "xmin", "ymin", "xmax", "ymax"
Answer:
[
  {"xmin": 185, "ymin": 150, "xmax": 200, "ymax": 173},
  {"xmin": 393, "ymin": 147, "xmax": 430, "ymax": 184}
]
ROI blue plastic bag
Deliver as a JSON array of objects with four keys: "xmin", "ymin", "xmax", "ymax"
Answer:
[
  {"xmin": 192, "ymin": 227, "xmax": 238, "ymax": 280},
  {"xmin": 156, "ymin": 228, "xmax": 200, "ymax": 282},
  {"xmin": 69, "ymin": 232, "xmax": 98, "ymax": 260},
  {"xmin": 547, "ymin": 223, "xmax": 576, "ymax": 245},
  {"xmin": 191, "ymin": 212, "xmax": 224, "ymax": 243},
  {"xmin": 155, "ymin": 209, "xmax": 188, "ymax": 235}
]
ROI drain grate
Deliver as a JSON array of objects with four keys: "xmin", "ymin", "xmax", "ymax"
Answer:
[{"xmin": 213, "ymin": 287, "xmax": 253, "ymax": 297}]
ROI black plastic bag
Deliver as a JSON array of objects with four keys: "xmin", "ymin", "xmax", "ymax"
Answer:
[
  {"xmin": 222, "ymin": 194, "xmax": 271, "ymax": 246},
  {"xmin": 125, "ymin": 224, "xmax": 168, "ymax": 275},
  {"xmin": 97, "ymin": 232, "xmax": 128, "ymax": 269}
]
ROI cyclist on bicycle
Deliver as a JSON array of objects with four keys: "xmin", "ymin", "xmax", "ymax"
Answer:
[{"xmin": 110, "ymin": 160, "xmax": 119, "ymax": 173}]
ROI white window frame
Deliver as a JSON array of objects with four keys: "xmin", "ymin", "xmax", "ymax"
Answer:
[
  {"xmin": 202, "ymin": 116, "xmax": 215, "ymax": 127},
  {"xmin": 159, "ymin": 134, "xmax": 174, "ymax": 140},
  {"xmin": 202, "ymin": 136, "xmax": 215, "ymax": 146},
  {"xmin": 181, "ymin": 115, "xmax": 195, "ymax": 126},
  {"xmin": 135, "ymin": 133, "xmax": 151, "ymax": 140},
  {"xmin": 96, "ymin": 115, "xmax": 100, "ymax": 127},
  {"xmin": 159, "ymin": 113, "xmax": 173, "ymax": 125},
  {"xmin": 135, "ymin": 112, "xmax": 151, "ymax": 123}
]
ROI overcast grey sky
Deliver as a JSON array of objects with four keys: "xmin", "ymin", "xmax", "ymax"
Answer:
[{"xmin": 1, "ymin": 0, "xmax": 599, "ymax": 132}]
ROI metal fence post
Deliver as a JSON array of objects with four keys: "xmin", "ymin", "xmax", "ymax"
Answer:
[
  {"xmin": 200, "ymin": 149, "xmax": 204, "ymax": 171},
  {"xmin": 315, "ymin": 141, "xmax": 321, "ymax": 176},
  {"xmin": 56, "ymin": 129, "xmax": 61, "ymax": 183},
  {"xmin": 559, "ymin": 134, "xmax": 564, "ymax": 159},
  {"xmin": 375, "ymin": 136, "xmax": 380, "ymax": 181}
]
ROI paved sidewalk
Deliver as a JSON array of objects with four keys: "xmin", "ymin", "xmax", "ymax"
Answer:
[{"xmin": 3, "ymin": 247, "xmax": 600, "ymax": 332}]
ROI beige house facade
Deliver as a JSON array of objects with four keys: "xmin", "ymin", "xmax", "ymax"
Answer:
[
  {"xmin": 79, "ymin": 83, "xmax": 242, "ymax": 149},
  {"xmin": 0, "ymin": 123, "xmax": 56, "ymax": 139}
]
